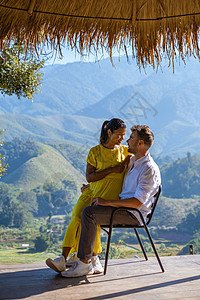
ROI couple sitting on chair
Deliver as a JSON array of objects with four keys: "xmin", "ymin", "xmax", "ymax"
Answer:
[{"xmin": 46, "ymin": 119, "xmax": 161, "ymax": 277}]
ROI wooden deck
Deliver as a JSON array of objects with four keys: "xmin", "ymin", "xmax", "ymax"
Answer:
[{"xmin": 0, "ymin": 255, "xmax": 200, "ymax": 299}]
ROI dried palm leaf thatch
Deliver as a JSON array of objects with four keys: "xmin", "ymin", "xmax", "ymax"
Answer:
[{"xmin": 0, "ymin": 0, "xmax": 200, "ymax": 69}]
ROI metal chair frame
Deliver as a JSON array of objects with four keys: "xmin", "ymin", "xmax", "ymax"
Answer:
[{"xmin": 101, "ymin": 186, "xmax": 164, "ymax": 275}]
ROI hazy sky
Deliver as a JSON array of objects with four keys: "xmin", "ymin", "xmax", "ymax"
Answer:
[
  {"xmin": 48, "ymin": 48, "xmax": 103, "ymax": 64},
  {"xmin": 47, "ymin": 46, "xmax": 194, "ymax": 71},
  {"xmin": 48, "ymin": 47, "xmax": 127, "ymax": 65}
]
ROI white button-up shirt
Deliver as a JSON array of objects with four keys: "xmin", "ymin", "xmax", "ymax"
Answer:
[{"xmin": 119, "ymin": 153, "xmax": 161, "ymax": 223}]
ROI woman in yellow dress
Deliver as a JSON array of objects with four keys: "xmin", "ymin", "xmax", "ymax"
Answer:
[{"xmin": 46, "ymin": 118, "xmax": 131, "ymax": 273}]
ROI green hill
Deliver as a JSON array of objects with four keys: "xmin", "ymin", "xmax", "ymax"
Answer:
[
  {"xmin": 0, "ymin": 139, "xmax": 88, "ymax": 221},
  {"xmin": 2, "ymin": 141, "xmax": 86, "ymax": 190},
  {"xmin": 152, "ymin": 196, "xmax": 200, "ymax": 228},
  {"xmin": 161, "ymin": 153, "xmax": 200, "ymax": 198}
]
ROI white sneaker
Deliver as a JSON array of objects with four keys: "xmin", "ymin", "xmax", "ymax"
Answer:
[
  {"xmin": 46, "ymin": 255, "xmax": 66, "ymax": 273},
  {"xmin": 65, "ymin": 254, "xmax": 79, "ymax": 267},
  {"xmin": 91, "ymin": 256, "xmax": 104, "ymax": 274},
  {"xmin": 61, "ymin": 260, "xmax": 94, "ymax": 278}
]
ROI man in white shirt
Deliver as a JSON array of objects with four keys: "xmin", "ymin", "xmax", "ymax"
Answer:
[{"xmin": 62, "ymin": 125, "xmax": 161, "ymax": 277}]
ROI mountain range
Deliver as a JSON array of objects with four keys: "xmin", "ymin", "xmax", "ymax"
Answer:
[{"xmin": 0, "ymin": 56, "xmax": 200, "ymax": 158}]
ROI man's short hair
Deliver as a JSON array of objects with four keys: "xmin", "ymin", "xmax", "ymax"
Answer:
[{"xmin": 131, "ymin": 125, "xmax": 154, "ymax": 148}]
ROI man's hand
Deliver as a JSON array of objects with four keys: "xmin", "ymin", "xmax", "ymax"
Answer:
[
  {"xmin": 91, "ymin": 195, "xmax": 141, "ymax": 208},
  {"xmin": 91, "ymin": 197, "xmax": 106, "ymax": 206},
  {"xmin": 81, "ymin": 184, "xmax": 90, "ymax": 193}
]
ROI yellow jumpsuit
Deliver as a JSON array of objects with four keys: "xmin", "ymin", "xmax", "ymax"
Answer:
[{"xmin": 62, "ymin": 144, "xmax": 129, "ymax": 255}]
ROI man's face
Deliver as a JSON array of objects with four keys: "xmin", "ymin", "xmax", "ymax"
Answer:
[{"xmin": 127, "ymin": 131, "xmax": 140, "ymax": 154}]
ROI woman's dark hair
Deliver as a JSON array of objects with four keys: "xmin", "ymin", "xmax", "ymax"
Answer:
[{"xmin": 100, "ymin": 118, "xmax": 126, "ymax": 144}]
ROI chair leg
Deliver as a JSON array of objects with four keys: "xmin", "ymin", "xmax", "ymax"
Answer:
[
  {"xmin": 104, "ymin": 227, "xmax": 113, "ymax": 275},
  {"xmin": 144, "ymin": 226, "xmax": 165, "ymax": 272},
  {"xmin": 134, "ymin": 228, "xmax": 148, "ymax": 261}
]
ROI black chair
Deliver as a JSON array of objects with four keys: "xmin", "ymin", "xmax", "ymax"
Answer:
[{"xmin": 101, "ymin": 186, "xmax": 164, "ymax": 275}]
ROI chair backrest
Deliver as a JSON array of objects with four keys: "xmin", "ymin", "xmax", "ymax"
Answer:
[{"xmin": 146, "ymin": 185, "xmax": 161, "ymax": 226}]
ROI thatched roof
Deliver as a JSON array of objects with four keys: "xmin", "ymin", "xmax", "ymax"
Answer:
[{"xmin": 0, "ymin": 0, "xmax": 200, "ymax": 68}]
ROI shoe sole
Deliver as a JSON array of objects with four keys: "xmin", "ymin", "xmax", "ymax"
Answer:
[
  {"xmin": 62, "ymin": 269, "xmax": 94, "ymax": 277},
  {"xmin": 62, "ymin": 273, "xmax": 87, "ymax": 278},
  {"xmin": 46, "ymin": 258, "xmax": 65, "ymax": 273},
  {"xmin": 93, "ymin": 269, "xmax": 103, "ymax": 274}
]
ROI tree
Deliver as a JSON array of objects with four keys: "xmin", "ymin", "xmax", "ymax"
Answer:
[
  {"xmin": 0, "ymin": 183, "xmax": 10, "ymax": 207},
  {"xmin": 0, "ymin": 43, "xmax": 44, "ymax": 100},
  {"xmin": 0, "ymin": 131, "xmax": 7, "ymax": 178},
  {"xmin": 34, "ymin": 234, "xmax": 51, "ymax": 252},
  {"xmin": 17, "ymin": 190, "xmax": 38, "ymax": 215},
  {"xmin": 178, "ymin": 208, "xmax": 200, "ymax": 234},
  {"xmin": 0, "ymin": 198, "xmax": 34, "ymax": 228}
]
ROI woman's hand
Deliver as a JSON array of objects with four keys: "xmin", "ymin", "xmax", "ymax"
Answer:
[
  {"xmin": 91, "ymin": 197, "xmax": 106, "ymax": 206},
  {"xmin": 122, "ymin": 154, "xmax": 132, "ymax": 167},
  {"xmin": 111, "ymin": 155, "xmax": 133, "ymax": 173},
  {"xmin": 86, "ymin": 154, "xmax": 133, "ymax": 182},
  {"xmin": 111, "ymin": 163, "xmax": 126, "ymax": 173},
  {"xmin": 81, "ymin": 184, "xmax": 90, "ymax": 193}
]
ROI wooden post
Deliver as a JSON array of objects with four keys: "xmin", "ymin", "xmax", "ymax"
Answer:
[
  {"xmin": 189, "ymin": 244, "xmax": 194, "ymax": 255},
  {"xmin": 27, "ymin": 0, "xmax": 36, "ymax": 15},
  {"xmin": 131, "ymin": 0, "xmax": 137, "ymax": 24}
]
